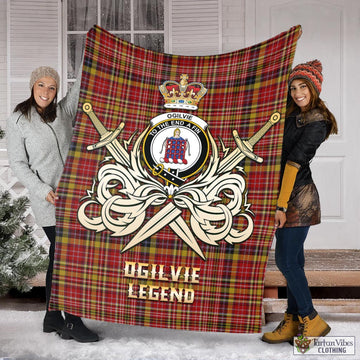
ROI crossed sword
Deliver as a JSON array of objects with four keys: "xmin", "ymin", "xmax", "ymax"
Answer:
[{"xmin": 83, "ymin": 102, "xmax": 280, "ymax": 260}]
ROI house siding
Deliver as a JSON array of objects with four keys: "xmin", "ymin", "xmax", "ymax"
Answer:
[
  {"xmin": 0, "ymin": 1, "xmax": 7, "ymax": 156},
  {"xmin": 222, "ymin": 0, "xmax": 246, "ymax": 53}
]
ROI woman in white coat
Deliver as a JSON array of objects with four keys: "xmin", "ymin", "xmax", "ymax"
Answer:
[{"xmin": 7, "ymin": 65, "xmax": 99, "ymax": 343}]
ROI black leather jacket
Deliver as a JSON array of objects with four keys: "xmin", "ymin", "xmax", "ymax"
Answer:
[{"xmin": 280, "ymin": 108, "xmax": 330, "ymax": 188}]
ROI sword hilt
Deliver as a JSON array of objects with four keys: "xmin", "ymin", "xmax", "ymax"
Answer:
[
  {"xmin": 232, "ymin": 111, "xmax": 281, "ymax": 163},
  {"xmin": 232, "ymin": 132, "xmax": 263, "ymax": 163},
  {"xmin": 87, "ymin": 125, "xmax": 124, "ymax": 151},
  {"xmin": 83, "ymin": 102, "xmax": 125, "ymax": 151},
  {"xmin": 218, "ymin": 112, "xmax": 281, "ymax": 172},
  {"xmin": 83, "ymin": 102, "xmax": 108, "ymax": 136}
]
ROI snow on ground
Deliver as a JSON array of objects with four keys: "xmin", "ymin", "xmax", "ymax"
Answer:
[{"xmin": 0, "ymin": 310, "xmax": 359, "ymax": 360}]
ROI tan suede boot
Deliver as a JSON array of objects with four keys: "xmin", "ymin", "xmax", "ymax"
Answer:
[
  {"xmin": 262, "ymin": 313, "xmax": 300, "ymax": 344},
  {"xmin": 298, "ymin": 313, "xmax": 331, "ymax": 338}
]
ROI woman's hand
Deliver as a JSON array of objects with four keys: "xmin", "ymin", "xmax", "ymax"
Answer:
[
  {"xmin": 46, "ymin": 190, "xmax": 58, "ymax": 205},
  {"xmin": 275, "ymin": 210, "xmax": 287, "ymax": 229}
]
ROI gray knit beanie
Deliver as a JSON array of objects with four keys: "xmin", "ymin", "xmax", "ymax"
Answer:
[{"xmin": 29, "ymin": 66, "xmax": 60, "ymax": 91}]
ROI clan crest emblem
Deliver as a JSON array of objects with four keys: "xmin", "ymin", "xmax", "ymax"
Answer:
[{"xmin": 142, "ymin": 112, "xmax": 209, "ymax": 187}]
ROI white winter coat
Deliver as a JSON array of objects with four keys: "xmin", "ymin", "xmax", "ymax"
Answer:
[{"xmin": 6, "ymin": 77, "xmax": 81, "ymax": 227}]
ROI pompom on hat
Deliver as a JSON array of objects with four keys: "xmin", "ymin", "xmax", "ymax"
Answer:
[
  {"xmin": 29, "ymin": 66, "xmax": 60, "ymax": 91},
  {"xmin": 288, "ymin": 59, "xmax": 323, "ymax": 94}
]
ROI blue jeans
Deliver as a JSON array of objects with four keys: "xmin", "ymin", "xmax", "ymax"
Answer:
[{"xmin": 275, "ymin": 226, "xmax": 315, "ymax": 318}]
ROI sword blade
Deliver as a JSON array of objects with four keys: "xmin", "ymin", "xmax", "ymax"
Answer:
[
  {"xmin": 106, "ymin": 139, "xmax": 131, "ymax": 167},
  {"xmin": 168, "ymin": 217, "xmax": 205, "ymax": 260},
  {"xmin": 121, "ymin": 203, "xmax": 181, "ymax": 253}
]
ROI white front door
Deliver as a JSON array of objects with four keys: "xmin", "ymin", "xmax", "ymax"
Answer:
[{"xmin": 246, "ymin": 0, "xmax": 360, "ymax": 248}]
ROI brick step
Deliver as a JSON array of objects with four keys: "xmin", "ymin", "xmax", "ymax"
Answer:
[
  {"xmin": 265, "ymin": 249, "xmax": 360, "ymax": 288},
  {"xmin": 263, "ymin": 249, "xmax": 360, "ymax": 323},
  {"xmin": 263, "ymin": 298, "xmax": 360, "ymax": 314}
]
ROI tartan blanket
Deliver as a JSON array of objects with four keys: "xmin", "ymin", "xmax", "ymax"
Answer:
[{"xmin": 50, "ymin": 25, "xmax": 301, "ymax": 333}]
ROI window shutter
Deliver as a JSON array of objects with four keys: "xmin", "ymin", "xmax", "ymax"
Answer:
[
  {"xmin": 169, "ymin": 0, "xmax": 222, "ymax": 55},
  {"xmin": 8, "ymin": 0, "xmax": 60, "ymax": 113}
]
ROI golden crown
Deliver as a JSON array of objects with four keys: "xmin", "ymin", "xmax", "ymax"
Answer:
[{"xmin": 159, "ymin": 74, "xmax": 207, "ymax": 110}]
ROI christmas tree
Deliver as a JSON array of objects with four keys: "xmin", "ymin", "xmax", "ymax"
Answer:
[{"xmin": 0, "ymin": 127, "xmax": 48, "ymax": 296}]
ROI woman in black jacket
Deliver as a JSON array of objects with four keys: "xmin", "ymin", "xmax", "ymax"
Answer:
[{"xmin": 262, "ymin": 60, "xmax": 338, "ymax": 344}]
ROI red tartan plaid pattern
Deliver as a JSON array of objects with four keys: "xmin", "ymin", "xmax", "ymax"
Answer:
[{"xmin": 50, "ymin": 25, "xmax": 301, "ymax": 333}]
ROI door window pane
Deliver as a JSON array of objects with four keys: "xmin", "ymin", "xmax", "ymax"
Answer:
[
  {"xmin": 67, "ymin": 34, "xmax": 86, "ymax": 79},
  {"xmin": 101, "ymin": 0, "xmax": 131, "ymax": 31},
  {"xmin": 134, "ymin": 34, "xmax": 164, "ymax": 53},
  {"xmin": 66, "ymin": 0, "xmax": 164, "ymax": 84},
  {"xmin": 134, "ymin": 0, "xmax": 164, "ymax": 30},
  {"xmin": 68, "ymin": 0, "xmax": 97, "ymax": 31},
  {"xmin": 115, "ymin": 34, "xmax": 132, "ymax": 43}
]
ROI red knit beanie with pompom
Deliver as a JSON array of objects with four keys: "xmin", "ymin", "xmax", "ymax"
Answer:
[{"xmin": 288, "ymin": 59, "xmax": 323, "ymax": 94}]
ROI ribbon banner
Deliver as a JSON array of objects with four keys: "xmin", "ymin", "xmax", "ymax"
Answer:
[{"xmin": 50, "ymin": 25, "xmax": 301, "ymax": 333}]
